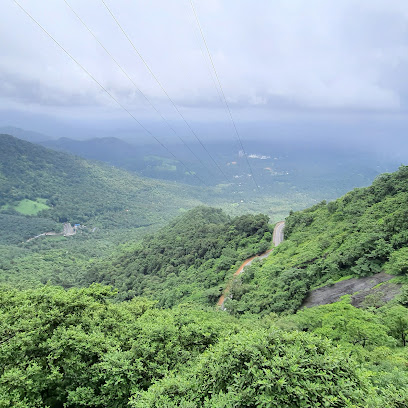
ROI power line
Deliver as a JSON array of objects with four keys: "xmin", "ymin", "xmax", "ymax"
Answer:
[
  {"xmin": 100, "ymin": 0, "xmax": 231, "ymax": 184},
  {"xmin": 63, "ymin": 0, "xmax": 216, "ymax": 180},
  {"xmin": 187, "ymin": 6, "xmax": 242, "ymax": 157},
  {"xmin": 187, "ymin": 6, "xmax": 224, "ymax": 107},
  {"xmin": 190, "ymin": 0, "xmax": 260, "ymax": 191},
  {"xmin": 13, "ymin": 0, "xmax": 208, "ymax": 187}
]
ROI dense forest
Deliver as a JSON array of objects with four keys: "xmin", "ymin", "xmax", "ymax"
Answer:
[
  {"xmin": 225, "ymin": 165, "xmax": 408, "ymax": 315},
  {"xmin": 1, "ymin": 135, "xmax": 408, "ymax": 407},
  {"xmin": 0, "ymin": 134, "xmax": 217, "ymax": 288},
  {"xmin": 0, "ymin": 285, "xmax": 407, "ymax": 407},
  {"xmin": 0, "ymin": 134, "xmax": 312, "ymax": 290},
  {"xmin": 0, "ymin": 134, "xmax": 211, "ymax": 238},
  {"xmin": 85, "ymin": 207, "xmax": 272, "ymax": 306}
]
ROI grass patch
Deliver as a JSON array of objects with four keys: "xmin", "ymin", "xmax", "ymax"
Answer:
[
  {"xmin": 334, "ymin": 275, "xmax": 354, "ymax": 284},
  {"xmin": 14, "ymin": 199, "xmax": 50, "ymax": 215},
  {"xmin": 311, "ymin": 275, "xmax": 355, "ymax": 290}
]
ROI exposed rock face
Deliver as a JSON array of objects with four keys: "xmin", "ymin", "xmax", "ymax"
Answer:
[{"xmin": 302, "ymin": 272, "xmax": 401, "ymax": 308}]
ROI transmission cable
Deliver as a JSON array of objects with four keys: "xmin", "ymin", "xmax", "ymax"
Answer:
[
  {"xmin": 190, "ymin": 0, "xmax": 260, "ymax": 191},
  {"xmin": 187, "ymin": 6, "xmax": 224, "ymax": 106},
  {"xmin": 13, "ymin": 0, "xmax": 208, "ymax": 187},
  {"xmin": 100, "ymin": 0, "xmax": 231, "ymax": 184},
  {"xmin": 63, "ymin": 0, "xmax": 216, "ymax": 180},
  {"xmin": 187, "ymin": 7, "xmax": 242, "ymax": 159}
]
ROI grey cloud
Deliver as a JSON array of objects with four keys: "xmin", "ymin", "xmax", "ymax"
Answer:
[
  {"xmin": 1, "ymin": 0, "xmax": 408, "ymax": 122},
  {"xmin": 0, "ymin": 71, "xmax": 103, "ymax": 107}
]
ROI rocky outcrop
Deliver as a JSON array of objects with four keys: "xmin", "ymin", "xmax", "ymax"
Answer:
[{"xmin": 302, "ymin": 272, "xmax": 401, "ymax": 308}]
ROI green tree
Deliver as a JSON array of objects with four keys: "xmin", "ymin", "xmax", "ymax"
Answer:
[
  {"xmin": 384, "ymin": 247, "xmax": 408, "ymax": 275},
  {"xmin": 381, "ymin": 306, "xmax": 408, "ymax": 347}
]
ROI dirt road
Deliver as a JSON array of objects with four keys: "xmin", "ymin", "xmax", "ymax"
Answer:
[{"xmin": 217, "ymin": 221, "xmax": 285, "ymax": 308}]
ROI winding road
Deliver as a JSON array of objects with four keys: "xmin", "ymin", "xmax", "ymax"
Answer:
[
  {"xmin": 217, "ymin": 221, "xmax": 285, "ymax": 308},
  {"xmin": 272, "ymin": 221, "xmax": 285, "ymax": 247}
]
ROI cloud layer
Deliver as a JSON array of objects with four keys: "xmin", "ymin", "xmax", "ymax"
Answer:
[{"xmin": 2, "ymin": 0, "xmax": 408, "ymax": 121}]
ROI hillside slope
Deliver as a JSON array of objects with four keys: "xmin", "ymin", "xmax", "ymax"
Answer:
[
  {"xmin": 40, "ymin": 136, "xmax": 222, "ymax": 184},
  {"xmin": 225, "ymin": 166, "xmax": 408, "ymax": 315},
  {"xmin": 4, "ymin": 285, "xmax": 405, "ymax": 407},
  {"xmin": 0, "ymin": 134, "xmax": 214, "ymax": 241},
  {"xmin": 0, "ymin": 126, "xmax": 53, "ymax": 143},
  {"xmin": 40, "ymin": 136, "xmax": 146, "ymax": 172},
  {"xmin": 85, "ymin": 207, "xmax": 272, "ymax": 307},
  {"xmin": 1, "ymin": 140, "xmax": 408, "ymax": 406},
  {"xmin": 0, "ymin": 134, "xmax": 223, "ymax": 288}
]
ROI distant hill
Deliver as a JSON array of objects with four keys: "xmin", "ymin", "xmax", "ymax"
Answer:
[
  {"xmin": 0, "ymin": 126, "xmax": 53, "ymax": 143},
  {"xmin": 40, "ymin": 136, "xmax": 144, "ymax": 167},
  {"xmin": 39, "ymin": 136, "xmax": 209, "ymax": 183},
  {"xmin": 0, "ymin": 134, "xmax": 214, "ymax": 242}
]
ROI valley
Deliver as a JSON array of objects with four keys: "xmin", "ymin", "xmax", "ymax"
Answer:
[{"xmin": 0, "ymin": 133, "xmax": 408, "ymax": 407}]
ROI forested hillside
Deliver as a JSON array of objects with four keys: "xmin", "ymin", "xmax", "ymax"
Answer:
[
  {"xmin": 0, "ymin": 134, "xmax": 214, "ymax": 289},
  {"xmin": 1, "ymin": 162, "xmax": 408, "ymax": 406},
  {"xmin": 40, "ymin": 136, "xmax": 148, "ymax": 175},
  {"xmin": 3, "ymin": 0, "xmax": 408, "ymax": 404},
  {"xmin": 85, "ymin": 207, "xmax": 272, "ymax": 307},
  {"xmin": 226, "ymin": 165, "xmax": 408, "ymax": 315},
  {"xmin": 1, "ymin": 285, "xmax": 407, "ymax": 407},
  {"xmin": 0, "ymin": 134, "xmax": 210, "ymax": 237},
  {"xmin": 0, "ymin": 135, "xmax": 284, "ymax": 292},
  {"xmin": 1, "ymin": 276, "xmax": 407, "ymax": 407}
]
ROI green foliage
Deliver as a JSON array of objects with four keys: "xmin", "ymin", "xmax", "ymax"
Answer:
[
  {"xmin": 0, "ymin": 214, "xmax": 59, "ymax": 244},
  {"xmin": 384, "ymin": 247, "xmax": 408, "ymax": 275},
  {"xmin": 2, "ymin": 284, "xmax": 403, "ymax": 408},
  {"xmin": 381, "ymin": 305, "xmax": 408, "ymax": 346},
  {"xmin": 228, "ymin": 166, "xmax": 408, "ymax": 315},
  {"xmin": 279, "ymin": 301, "xmax": 396, "ymax": 349},
  {"xmin": 130, "ymin": 328, "xmax": 376, "ymax": 408},
  {"xmin": 275, "ymin": 301, "xmax": 408, "ymax": 407},
  {"xmin": 86, "ymin": 207, "xmax": 272, "ymax": 307},
  {"xmin": 0, "ymin": 285, "xmax": 242, "ymax": 407}
]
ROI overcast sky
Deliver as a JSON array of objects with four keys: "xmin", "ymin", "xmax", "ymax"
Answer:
[{"xmin": 1, "ymin": 0, "xmax": 408, "ymax": 140}]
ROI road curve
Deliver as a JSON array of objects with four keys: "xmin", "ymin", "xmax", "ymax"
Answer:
[
  {"xmin": 217, "ymin": 221, "xmax": 285, "ymax": 308},
  {"xmin": 272, "ymin": 221, "xmax": 285, "ymax": 246}
]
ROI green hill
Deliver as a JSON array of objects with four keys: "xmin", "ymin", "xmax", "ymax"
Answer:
[
  {"xmin": 1, "ymin": 143, "xmax": 408, "ymax": 406},
  {"xmin": 40, "ymin": 136, "xmax": 146, "ymax": 173},
  {"xmin": 85, "ymin": 207, "xmax": 272, "ymax": 307},
  {"xmin": 0, "ymin": 134, "xmax": 213, "ymax": 242},
  {"xmin": 0, "ymin": 134, "xmax": 219, "ymax": 289},
  {"xmin": 225, "ymin": 165, "xmax": 408, "ymax": 315}
]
